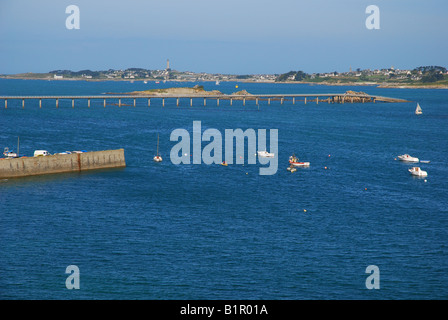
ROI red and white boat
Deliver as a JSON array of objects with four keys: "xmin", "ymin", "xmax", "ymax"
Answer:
[
  {"xmin": 289, "ymin": 154, "xmax": 310, "ymax": 167},
  {"xmin": 398, "ymin": 154, "xmax": 419, "ymax": 162},
  {"xmin": 153, "ymin": 134, "xmax": 162, "ymax": 162}
]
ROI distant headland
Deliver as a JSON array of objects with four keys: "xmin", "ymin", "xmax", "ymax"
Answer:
[
  {"xmin": 275, "ymin": 66, "xmax": 448, "ymax": 89},
  {"xmin": 1, "ymin": 65, "xmax": 447, "ymax": 89}
]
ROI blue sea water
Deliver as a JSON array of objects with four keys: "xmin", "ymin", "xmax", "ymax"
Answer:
[{"xmin": 0, "ymin": 79, "xmax": 447, "ymax": 300}]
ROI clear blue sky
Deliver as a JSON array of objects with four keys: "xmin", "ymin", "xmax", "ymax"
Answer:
[{"xmin": 0, "ymin": 0, "xmax": 447, "ymax": 74}]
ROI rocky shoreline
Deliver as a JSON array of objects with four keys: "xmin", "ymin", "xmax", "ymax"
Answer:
[{"xmin": 117, "ymin": 86, "xmax": 255, "ymax": 98}]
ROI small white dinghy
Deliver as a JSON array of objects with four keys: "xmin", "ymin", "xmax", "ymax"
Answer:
[{"xmin": 409, "ymin": 167, "xmax": 427, "ymax": 177}]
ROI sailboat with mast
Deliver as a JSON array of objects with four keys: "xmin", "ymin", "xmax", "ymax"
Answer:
[
  {"xmin": 153, "ymin": 134, "xmax": 162, "ymax": 162},
  {"xmin": 415, "ymin": 103, "xmax": 422, "ymax": 115}
]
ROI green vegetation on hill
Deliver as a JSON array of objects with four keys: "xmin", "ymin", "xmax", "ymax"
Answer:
[
  {"xmin": 1, "ymin": 65, "xmax": 447, "ymax": 88},
  {"xmin": 275, "ymin": 65, "xmax": 448, "ymax": 87},
  {"xmin": 276, "ymin": 71, "xmax": 310, "ymax": 82}
]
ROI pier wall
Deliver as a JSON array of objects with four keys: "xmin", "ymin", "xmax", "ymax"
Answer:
[
  {"xmin": 0, "ymin": 149, "xmax": 126, "ymax": 179},
  {"xmin": 1, "ymin": 92, "xmax": 409, "ymax": 109}
]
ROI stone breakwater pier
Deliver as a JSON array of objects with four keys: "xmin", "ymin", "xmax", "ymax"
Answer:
[
  {"xmin": 0, "ymin": 91, "xmax": 408, "ymax": 108},
  {"xmin": 0, "ymin": 149, "xmax": 126, "ymax": 179}
]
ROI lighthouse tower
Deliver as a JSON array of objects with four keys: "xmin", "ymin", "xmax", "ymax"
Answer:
[{"xmin": 166, "ymin": 59, "xmax": 171, "ymax": 71}]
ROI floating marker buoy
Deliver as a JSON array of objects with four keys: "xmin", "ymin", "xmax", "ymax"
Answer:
[
  {"xmin": 324, "ymin": 166, "xmax": 327, "ymax": 169},
  {"xmin": 365, "ymin": 188, "xmax": 367, "ymax": 191},
  {"xmin": 424, "ymin": 179, "xmax": 427, "ymax": 182},
  {"xmin": 246, "ymin": 172, "xmax": 248, "ymax": 175},
  {"xmin": 304, "ymin": 209, "xmax": 307, "ymax": 212},
  {"xmin": 328, "ymin": 154, "xmax": 331, "ymax": 157}
]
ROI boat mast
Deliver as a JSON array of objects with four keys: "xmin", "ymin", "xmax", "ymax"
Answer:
[{"xmin": 156, "ymin": 134, "xmax": 159, "ymax": 156}]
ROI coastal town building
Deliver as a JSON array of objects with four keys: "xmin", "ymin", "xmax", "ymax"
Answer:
[{"xmin": 1, "ymin": 63, "xmax": 444, "ymax": 85}]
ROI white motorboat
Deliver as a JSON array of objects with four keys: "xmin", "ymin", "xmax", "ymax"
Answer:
[
  {"xmin": 257, "ymin": 150, "xmax": 274, "ymax": 158},
  {"xmin": 289, "ymin": 154, "xmax": 310, "ymax": 167},
  {"xmin": 154, "ymin": 134, "xmax": 162, "ymax": 162},
  {"xmin": 415, "ymin": 103, "xmax": 422, "ymax": 115},
  {"xmin": 409, "ymin": 167, "xmax": 427, "ymax": 177},
  {"xmin": 3, "ymin": 147, "xmax": 17, "ymax": 158},
  {"xmin": 290, "ymin": 161, "xmax": 310, "ymax": 167},
  {"xmin": 398, "ymin": 154, "xmax": 419, "ymax": 162}
]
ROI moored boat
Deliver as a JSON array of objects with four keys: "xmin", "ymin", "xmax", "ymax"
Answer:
[
  {"xmin": 257, "ymin": 150, "xmax": 275, "ymax": 158},
  {"xmin": 289, "ymin": 154, "xmax": 310, "ymax": 167},
  {"xmin": 3, "ymin": 147, "xmax": 17, "ymax": 158},
  {"xmin": 290, "ymin": 161, "xmax": 310, "ymax": 167},
  {"xmin": 409, "ymin": 167, "xmax": 427, "ymax": 177},
  {"xmin": 154, "ymin": 134, "xmax": 162, "ymax": 162},
  {"xmin": 398, "ymin": 154, "xmax": 419, "ymax": 162}
]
